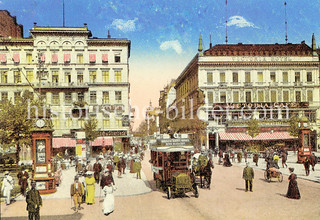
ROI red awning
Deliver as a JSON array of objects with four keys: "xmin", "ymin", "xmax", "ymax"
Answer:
[
  {"xmin": 0, "ymin": 54, "xmax": 7, "ymax": 62},
  {"xmin": 64, "ymin": 54, "xmax": 71, "ymax": 62},
  {"xmin": 89, "ymin": 54, "xmax": 96, "ymax": 62},
  {"xmin": 91, "ymin": 137, "xmax": 113, "ymax": 146},
  {"xmin": 102, "ymin": 54, "xmax": 108, "ymax": 62},
  {"xmin": 52, "ymin": 138, "xmax": 76, "ymax": 148},
  {"xmin": 219, "ymin": 132, "xmax": 298, "ymax": 141},
  {"xmin": 13, "ymin": 53, "xmax": 20, "ymax": 63},
  {"xmin": 52, "ymin": 54, "xmax": 58, "ymax": 62}
]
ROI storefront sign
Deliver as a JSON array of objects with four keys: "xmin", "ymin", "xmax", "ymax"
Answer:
[
  {"xmin": 213, "ymin": 102, "xmax": 309, "ymax": 110},
  {"xmin": 101, "ymin": 130, "xmax": 127, "ymax": 137}
]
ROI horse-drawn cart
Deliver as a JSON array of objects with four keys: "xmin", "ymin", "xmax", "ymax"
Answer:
[{"xmin": 149, "ymin": 134, "xmax": 199, "ymax": 199}]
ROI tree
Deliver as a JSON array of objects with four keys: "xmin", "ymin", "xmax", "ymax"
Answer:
[
  {"xmin": 83, "ymin": 118, "xmax": 99, "ymax": 157},
  {"xmin": 247, "ymin": 119, "xmax": 260, "ymax": 138},
  {"xmin": 289, "ymin": 115, "xmax": 299, "ymax": 137},
  {"xmin": 0, "ymin": 90, "xmax": 43, "ymax": 164}
]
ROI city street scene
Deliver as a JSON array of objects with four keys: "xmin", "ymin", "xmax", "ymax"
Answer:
[{"xmin": 1, "ymin": 0, "xmax": 320, "ymax": 219}]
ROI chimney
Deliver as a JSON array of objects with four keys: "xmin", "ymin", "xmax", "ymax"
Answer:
[{"xmin": 108, "ymin": 30, "xmax": 111, "ymax": 39}]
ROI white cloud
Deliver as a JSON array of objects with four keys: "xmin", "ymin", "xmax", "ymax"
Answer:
[
  {"xmin": 227, "ymin": 16, "xmax": 259, "ymax": 28},
  {"xmin": 160, "ymin": 40, "xmax": 182, "ymax": 54},
  {"xmin": 0, "ymin": 1, "xmax": 3, "ymax": 4},
  {"xmin": 111, "ymin": 18, "xmax": 137, "ymax": 32}
]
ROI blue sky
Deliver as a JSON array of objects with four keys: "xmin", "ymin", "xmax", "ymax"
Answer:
[{"xmin": 1, "ymin": 0, "xmax": 320, "ymax": 128}]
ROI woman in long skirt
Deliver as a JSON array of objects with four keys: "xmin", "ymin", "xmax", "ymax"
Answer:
[
  {"xmin": 102, "ymin": 183, "xmax": 116, "ymax": 215},
  {"xmin": 286, "ymin": 168, "xmax": 301, "ymax": 199}
]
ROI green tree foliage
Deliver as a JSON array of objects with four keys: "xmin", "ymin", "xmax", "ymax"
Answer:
[
  {"xmin": 246, "ymin": 119, "xmax": 260, "ymax": 138},
  {"xmin": 289, "ymin": 115, "xmax": 299, "ymax": 137},
  {"xmin": 134, "ymin": 118, "xmax": 156, "ymax": 137},
  {"xmin": 83, "ymin": 118, "xmax": 99, "ymax": 156},
  {"xmin": 0, "ymin": 91, "xmax": 44, "ymax": 163}
]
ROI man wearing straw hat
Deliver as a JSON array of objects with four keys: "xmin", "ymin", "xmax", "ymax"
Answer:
[{"xmin": 1, "ymin": 171, "xmax": 14, "ymax": 205}]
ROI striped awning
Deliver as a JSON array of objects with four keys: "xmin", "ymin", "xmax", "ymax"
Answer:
[
  {"xmin": 219, "ymin": 132, "xmax": 298, "ymax": 141},
  {"xmin": 52, "ymin": 138, "xmax": 76, "ymax": 148},
  {"xmin": 91, "ymin": 137, "xmax": 113, "ymax": 146}
]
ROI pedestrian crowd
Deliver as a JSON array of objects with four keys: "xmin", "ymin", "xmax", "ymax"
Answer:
[{"xmin": 71, "ymin": 147, "xmax": 144, "ymax": 216}]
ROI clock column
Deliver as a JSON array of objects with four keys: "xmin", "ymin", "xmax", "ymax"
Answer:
[{"xmin": 31, "ymin": 118, "xmax": 56, "ymax": 194}]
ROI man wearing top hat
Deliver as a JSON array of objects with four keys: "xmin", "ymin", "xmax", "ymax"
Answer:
[
  {"xmin": 17, "ymin": 168, "xmax": 29, "ymax": 196},
  {"xmin": 1, "ymin": 171, "xmax": 14, "ymax": 205}
]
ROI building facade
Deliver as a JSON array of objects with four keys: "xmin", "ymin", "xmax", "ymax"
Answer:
[
  {"xmin": 0, "ymin": 24, "xmax": 131, "ymax": 151},
  {"xmin": 0, "ymin": 10, "xmax": 23, "ymax": 38},
  {"xmin": 169, "ymin": 35, "xmax": 320, "ymax": 152}
]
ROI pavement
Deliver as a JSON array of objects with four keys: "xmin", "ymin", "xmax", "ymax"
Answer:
[
  {"xmin": 13, "ymin": 160, "xmax": 151, "ymax": 201},
  {"xmin": 215, "ymin": 151, "xmax": 320, "ymax": 183}
]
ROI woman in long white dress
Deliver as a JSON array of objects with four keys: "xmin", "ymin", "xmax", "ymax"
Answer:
[{"xmin": 102, "ymin": 183, "xmax": 116, "ymax": 215}]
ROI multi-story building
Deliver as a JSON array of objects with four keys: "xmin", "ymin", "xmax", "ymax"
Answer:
[
  {"xmin": 169, "ymin": 34, "xmax": 320, "ymax": 152},
  {"xmin": 0, "ymin": 10, "xmax": 23, "ymax": 38},
  {"xmin": 0, "ymin": 24, "xmax": 131, "ymax": 152}
]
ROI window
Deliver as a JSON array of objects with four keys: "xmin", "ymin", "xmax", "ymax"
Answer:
[
  {"xmin": 307, "ymin": 91, "xmax": 313, "ymax": 102},
  {"xmin": 295, "ymin": 91, "xmax": 301, "ymax": 102},
  {"xmin": 271, "ymin": 91, "xmax": 277, "ymax": 102},
  {"xmin": 78, "ymin": 119, "xmax": 85, "ymax": 128},
  {"xmin": 115, "ymin": 53, "xmax": 121, "ymax": 63},
  {"xmin": 245, "ymin": 91, "xmax": 251, "ymax": 103},
  {"xmin": 65, "ymin": 116, "xmax": 72, "ymax": 127},
  {"xmin": 90, "ymin": 71, "xmax": 96, "ymax": 83},
  {"xmin": 77, "ymin": 73, "xmax": 83, "ymax": 85},
  {"xmin": 220, "ymin": 92, "xmax": 226, "ymax": 103},
  {"xmin": 26, "ymin": 54, "xmax": 32, "ymax": 64},
  {"xmin": 1, "ymin": 71, "xmax": 8, "ymax": 83},
  {"xmin": 283, "ymin": 72, "xmax": 288, "ymax": 82},
  {"xmin": 233, "ymin": 91, "xmax": 239, "ymax": 103},
  {"xmin": 1, "ymin": 92, "xmax": 8, "ymax": 101},
  {"xmin": 115, "ymin": 91, "xmax": 122, "ymax": 103},
  {"xmin": 77, "ymin": 54, "xmax": 83, "ymax": 64},
  {"xmin": 52, "ymin": 93, "xmax": 60, "ymax": 105},
  {"xmin": 115, "ymin": 71, "xmax": 121, "ymax": 82},
  {"xmin": 232, "ymin": 72, "xmax": 238, "ymax": 83},
  {"xmin": 257, "ymin": 72, "xmax": 263, "ymax": 82},
  {"xmin": 14, "ymin": 92, "xmax": 21, "ymax": 104},
  {"xmin": 103, "ymin": 119, "xmax": 110, "ymax": 128},
  {"xmin": 26, "ymin": 71, "xmax": 33, "ymax": 82},
  {"xmin": 283, "ymin": 91, "xmax": 289, "ymax": 102},
  {"xmin": 220, "ymin": 72, "xmax": 225, "ymax": 82},
  {"xmin": 270, "ymin": 72, "xmax": 276, "ymax": 82},
  {"xmin": 307, "ymin": 72, "xmax": 312, "ymax": 82},
  {"xmin": 207, "ymin": 72, "xmax": 213, "ymax": 84},
  {"xmin": 65, "ymin": 72, "xmax": 71, "ymax": 84},
  {"xmin": 13, "ymin": 54, "xmax": 20, "ymax": 63},
  {"xmin": 78, "ymin": 92, "xmax": 84, "ymax": 102},
  {"xmin": 116, "ymin": 118, "xmax": 122, "ymax": 127},
  {"xmin": 14, "ymin": 71, "xmax": 21, "ymax": 83},
  {"xmin": 90, "ymin": 91, "xmax": 97, "ymax": 104},
  {"xmin": 295, "ymin": 72, "xmax": 300, "ymax": 82},
  {"xmin": 258, "ymin": 91, "xmax": 264, "ymax": 102},
  {"xmin": 103, "ymin": 91, "xmax": 109, "ymax": 104},
  {"xmin": 207, "ymin": 91, "xmax": 213, "ymax": 105},
  {"xmin": 102, "ymin": 71, "xmax": 109, "ymax": 82},
  {"xmin": 245, "ymin": 72, "xmax": 250, "ymax": 83},
  {"xmin": 65, "ymin": 93, "xmax": 72, "ymax": 105},
  {"xmin": 53, "ymin": 118, "xmax": 60, "ymax": 129},
  {"xmin": 52, "ymin": 71, "xmax": 59, "ymax": 84}
]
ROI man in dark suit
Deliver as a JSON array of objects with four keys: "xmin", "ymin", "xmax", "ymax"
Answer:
[
  {"xmin": 242, "ymin": 162, "xmax": 254, "ymax": 192},
  {"xmin": 26, "ymin": 180, "xmax": 42, "ymax": 220},
  {"xmin": 93, "ymin": 158, "xmax": 102, "ymax": 183}
]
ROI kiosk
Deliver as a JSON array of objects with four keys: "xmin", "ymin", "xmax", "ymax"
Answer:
[
  {"xmin": 31, "ymin": 118, "xmax": 56, "ymax": 194},
  {"xmin": 297, "ymin": 117, "xmax": 312, "ymax": 163}
]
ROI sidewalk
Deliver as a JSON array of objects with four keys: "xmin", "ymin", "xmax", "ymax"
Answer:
[
  {"xmin": 14, "ymin": 163, "xmax": 151, "ymax": 201},
  {"xmin": 214, "ymin": 151, "xmax": 320, "ymax": 183}
]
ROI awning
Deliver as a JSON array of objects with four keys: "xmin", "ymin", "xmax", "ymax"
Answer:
[
  {"xmin": 52, "ymin": 138, "xmax": 76, "ymax": 148},
  {"xmin": 91, "ymin": 137, "xmax": 113, "ymax": 146},
  {"xmin": 219, "ymin": 132, "xmax": 298, "ymax": 141}
]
